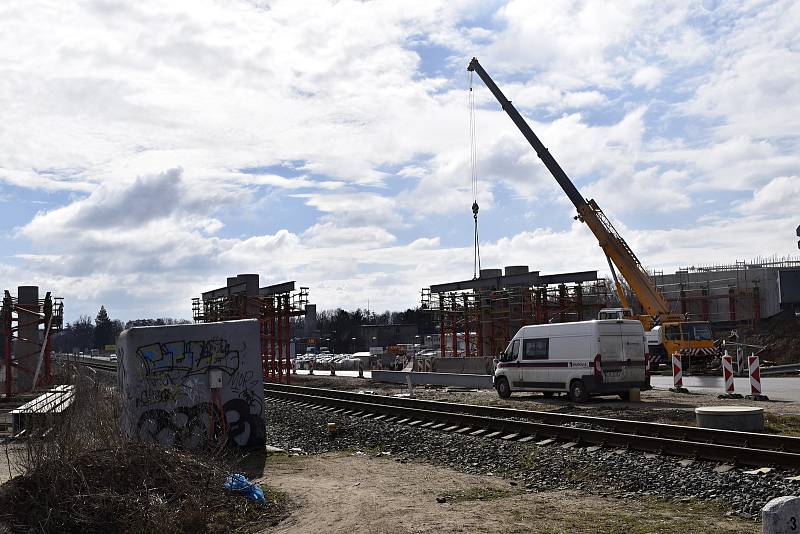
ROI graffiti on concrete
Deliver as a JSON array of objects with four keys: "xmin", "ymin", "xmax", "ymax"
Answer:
[
  {"xmin": 135, "ymin": 339, "xmax": 241, "ymax": 379},
  {"xmin": 136, "ymin": 390, "xmax": 265, "ymax": 449},
  {"xmin": 119, "ymin": 321, "xmax": 266, "ymax": 451}
]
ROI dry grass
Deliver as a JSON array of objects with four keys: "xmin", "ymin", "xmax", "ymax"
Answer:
[{"xmin": 0, "ymin": 366, "xmax": 288, "ymax": 533}]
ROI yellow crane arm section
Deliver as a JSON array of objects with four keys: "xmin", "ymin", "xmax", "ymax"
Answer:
[{"xmin": 578, "ymin": 200, "xmax": 673, "ymax": 319}]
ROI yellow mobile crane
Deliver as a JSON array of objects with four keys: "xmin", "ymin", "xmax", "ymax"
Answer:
[{"xmin": 467, "ymin": 58, "xmax": 718, "ymax": 365}]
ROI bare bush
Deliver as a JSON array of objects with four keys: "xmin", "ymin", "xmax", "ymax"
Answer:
[{"xmin": 0, "ymin": 366, "xmax": 286, "ymax": 533}]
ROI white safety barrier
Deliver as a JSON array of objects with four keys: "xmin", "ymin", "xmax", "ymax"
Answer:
[
  {"xmin": 722, "ymin": 352, "xmax": 734, "ymax": 394},
  {"xmin": 747, "ymin": 353, "xmax": 769, "ymax": 401},
  {"xmin": 749, "ymin": 354, "xmax": 761, "ymax": 394},
  {"xmin": 672, "ymin": 352, "xmax": 683, "ymax": 388},
  {"xmin": 669, "ymin": 352, "xmax": 688, "ymax": 393}
]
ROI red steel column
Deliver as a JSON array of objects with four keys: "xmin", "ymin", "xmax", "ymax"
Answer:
[
  {"xmin": 284, "ymin": 295, "xmax": 291, "ymax": 385},
  {"xmin": 680, "ymin": 286, "xmax": 687, "ymax": 316},
  {"xmin": 490, "ymin": 292, "xmax": 496, "ymax": 355},
  {"xmin": 261, "ymin": 319, "xmax": 268, "ymax": 381},
  {"xmin": 463, "ymin": 295, "xmax": 470, "ymax": 358},
  {"xmin": 753, "ymin": 286, "xmax": 761, "ymax": 323},
  {"xmin": 43, "ymin": 294, "xmax": 52, "ymax": 387},
  {"xmin": 701, "ymin": 288, "xmax": 709, "ymax": 322},
  {"xmin": 451, "ymin": 295, "xmax": 458, "ymax": 358},
  {"xmin": 270, "ymin": 298, "xmax": 276, "ymax": 381},
  {"xmin": 438, "ymin": 293, "xmax": 445, "ymax": 358},
  {"xmin": 276, "ymin": 297, "xmax": 283, "ymax": 382},
  {"xmin": 476, "ymin": 295, "xmax": 483, "ymax": 358}
]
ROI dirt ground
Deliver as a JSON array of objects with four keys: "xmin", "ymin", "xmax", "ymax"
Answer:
[
  {"xmin": 259, "ymin": 452, "xmax": 758, "ymax": 534},
  {"xmin": 288, "ymin": 374, "xmax": 800, "ymax": 432}
]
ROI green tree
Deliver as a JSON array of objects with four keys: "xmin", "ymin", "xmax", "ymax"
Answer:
[{"xmin": 94, "ymin": 306, "xmax": 115, "ymax": 348}]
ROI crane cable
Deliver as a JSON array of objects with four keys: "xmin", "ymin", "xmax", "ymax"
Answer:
[{"xmin": 469, "ymin": 70, "xmax": 481, "ymax": 279}]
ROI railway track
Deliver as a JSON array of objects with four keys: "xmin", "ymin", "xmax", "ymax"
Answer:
[
  {"xmin": 54, "ymin": 357, "xmax": 117, "ymax": 373},
  {"xmin": 265, "ymin": 383, "xmax": 800, "ymax": 470}
]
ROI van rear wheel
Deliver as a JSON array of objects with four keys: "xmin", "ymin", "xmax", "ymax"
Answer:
[
  {"xmin": 496, "ymin": 377, "xmax": 511, "ymax": 399},
  {"xmin": 569, "ymin": 380, "xmax": 588, "ymax": 403}
]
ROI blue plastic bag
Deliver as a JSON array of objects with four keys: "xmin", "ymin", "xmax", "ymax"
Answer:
[{"xmin": 224, "ymin": 473, "xmax": 266, "ymax": 505}]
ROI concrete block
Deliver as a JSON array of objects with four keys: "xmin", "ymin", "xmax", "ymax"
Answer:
[
  {"xmin": 695, "ymin": 406, "xmax": 764, "ymax": 432},
  {"xmin": 763, "ymin": 496, "xmax": 800, "ymax": 533},
  {"xmin": 433, "ymin": 356, "xmax": 495, "ymax": 375},
  {"xmin": 118, "ymin": 319, "xmax": 265, "ymax": 450},
  {"xmin": 370, "ymin": 370, "xmax": 493, "ymax": 389}
]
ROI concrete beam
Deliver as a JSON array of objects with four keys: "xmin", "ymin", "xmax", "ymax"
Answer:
[
  {"xmin": 259, "ymin": 281, "xmax": 296, "ymax": 296},
  {"xmin": 429, "ymin": 269, "xmax": 598, "ymax": 293},
  {"xmin": 538, "ymin": 270, "xmax": 598, "ymax": 285}
]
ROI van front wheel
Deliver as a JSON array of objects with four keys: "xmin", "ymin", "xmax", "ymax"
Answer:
[
  {"xmin": 496, "ymin": 377, "xmax": 511, "ymax": 399},
  {"xmin": 569, "ymin": 380, "xmax": 588, "ymax": 403}
]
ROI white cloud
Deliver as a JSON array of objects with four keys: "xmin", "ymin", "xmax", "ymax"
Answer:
[
  {"xmin": 631, "ymin": 66, "xmax": 664, "ymax": 90},
  {"xmin": 303, "ymin": 222, "xmax": 397, "ymax": 247},
  {"xmin": 682, "ymin": 1, "xmax": 800, "ymax": 139},
  {"xmin": 1, "ymin": 1, "xmax": 799, "ymax": 323},
  {"xmin": 736, "ymin": 176, "xmax": 800, "ymax": 216}
]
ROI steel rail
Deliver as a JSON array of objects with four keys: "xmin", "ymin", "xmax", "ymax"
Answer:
[
  {"xmin": 265, "ymin": 383, "xmax": 800, "ymax": 467},
  {"xmin": 54, "ymin": 357, "xmax": 117, "ymax": 372}
]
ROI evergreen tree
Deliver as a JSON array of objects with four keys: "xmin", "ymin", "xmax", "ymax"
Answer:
[{"xmin": 94, "ymin": 306, "xmax": 115, "ymax": 348}]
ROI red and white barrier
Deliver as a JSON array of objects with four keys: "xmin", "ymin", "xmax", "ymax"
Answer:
[
  {"xmin": 749, "ymin": 353, "xmax": 762, "ymax": 395},
  {"xmin": 672, "ymin": 352, "xmax": 683, "ymax": 388},
  {"xmin": 722, "ymin": 352, "xmax": 734, "ymax": 394}
]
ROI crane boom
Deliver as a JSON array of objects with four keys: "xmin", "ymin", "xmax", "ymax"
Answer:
[{"xmin": 467, "ymin": 57, "xmax": 674, "ymax": 320}]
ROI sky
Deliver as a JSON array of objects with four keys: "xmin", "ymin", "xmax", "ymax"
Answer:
[{"xmin": 1, "ymin": 0, "xmax": 798, "ymax": 323}]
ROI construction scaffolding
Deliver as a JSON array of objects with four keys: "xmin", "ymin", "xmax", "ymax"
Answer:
[
  {"xmin": 1, "ymin": 287, "xmax": 64, "ymax": 398},
  {"xmin": 650, "ymin": 256, "xmax": 800, "ymax": 326},
  {"xmin": 422, "ymin": 268, "xmax": 610, "ymax": 358},
  {"xmin": 192, "ymin": 275, "xmax": 308, "ymax": 384}
]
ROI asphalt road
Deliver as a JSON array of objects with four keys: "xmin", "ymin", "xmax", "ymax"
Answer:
[{"xmin": 650, "ymin": 375, "xmax": 800, "ymax": 401}]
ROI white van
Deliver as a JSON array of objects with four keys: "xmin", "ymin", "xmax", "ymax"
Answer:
[{"xmin": 494, "ymin": 319, "xmax": 649, "ymax": 402}]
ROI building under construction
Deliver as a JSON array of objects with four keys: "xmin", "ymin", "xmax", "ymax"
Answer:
[
  {"xmin": 192, "ymin": 274, "xmax": 311, "ymax": 383},
  {"xmin": 650, "ymin": 257, "xmax": 800, "ymax": 327},
  {"xmin": 422, "ymin": 266, "xmax": 610, "ymax": 358}
]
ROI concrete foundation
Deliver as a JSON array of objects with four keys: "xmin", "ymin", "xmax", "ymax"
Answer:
[
  {"xmin": 695, "ymin": 406, "xmax": 764, "ymax": 432},
  {"xmin": 118, "ymin": 319, "xmax": 265, "ymax": 450}
]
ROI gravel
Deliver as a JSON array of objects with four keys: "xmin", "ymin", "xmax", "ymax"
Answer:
[{"xmin": 266, "ymin": 398, "xmax": 800, "ymax": 519}]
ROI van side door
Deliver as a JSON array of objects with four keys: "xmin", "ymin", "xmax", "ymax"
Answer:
[{"xmin": 520, "ymin": 337, "xmax": 550, "ymax": 389}]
